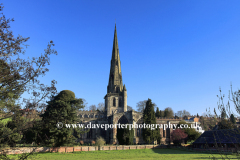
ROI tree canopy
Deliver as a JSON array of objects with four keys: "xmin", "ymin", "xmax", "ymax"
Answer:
[
  {"xmin": 40, "ymin": 90, "xmax": 85, "ymax": 147},
  {"xmin": 163, "ymin": 107, "xmax": 174, "ymax": 118}
]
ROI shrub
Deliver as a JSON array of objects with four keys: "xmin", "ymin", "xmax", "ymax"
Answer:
[
  {"xmin": 79, "ymin": 140, "xmax": 84, "ymax": 145},
  {"xmin": 91, "ymin": 140, "xmax": 95, "ymax": 145},
  {"xmin": 96, "ymin": 136, "xmax": 105, "ymax": 146},
  {"xmin": 170, "ymin": 129, "xmax": 188, "ymax": 146}
]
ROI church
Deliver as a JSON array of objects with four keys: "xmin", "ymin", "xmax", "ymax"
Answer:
[{"xmin": 77, "ymin": 24, "xmax": 181, "ymax": 144}]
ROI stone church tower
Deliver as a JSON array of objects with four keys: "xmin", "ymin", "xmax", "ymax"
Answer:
[
  {"xmin": 77, "ymin": 24, "xmax": 182, "ymax": 145},
  {"xmin": 104, "ymin": 24, "xmax": 127, "ymax": 116}
]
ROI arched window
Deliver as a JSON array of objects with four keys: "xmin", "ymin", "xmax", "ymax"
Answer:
[
  {"xmin": 119, "ymin": 97, "xmax": 122, "ymax": 107},
  {"xmin": 137, "ymin": 128, "xmax": 142, "ymax": 137},
  {"xmin": 113, "ymin": 97, "xmax": 116, "ymax": 107}
]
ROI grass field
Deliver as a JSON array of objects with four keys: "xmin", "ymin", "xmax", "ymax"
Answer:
[{"xmin": 7, "ymin": 148, "xmax": 240, "ymax": 160}]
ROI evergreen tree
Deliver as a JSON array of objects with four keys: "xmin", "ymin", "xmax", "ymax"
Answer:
[
  {"xmin": 117, "ymin": 125, "xmax": 134, "ymax": 145},
  {"xmin": 164, "ymin": 109, "xmax": 168, "ymax": 117},
  {"xmin": 142, "ymin": 98, "xmax": 161, "ymax": 144},
  {"xmin": 160, "ymin": 110, "xmax": 164, "ymax": 117},
  {"xmin": 155, "ymin": 107, "xmax": 160, "ymax": 118},
  {"xmin": 40, "ymin": 90, "xmax": 85, "ymax": 147},
  {"xmin": 230, "ymin": 114, "xmax": 236, "ymax": 124},
  {"xmin": 197, "ymin": 113, "xmax": 199, "ymax": 117}
]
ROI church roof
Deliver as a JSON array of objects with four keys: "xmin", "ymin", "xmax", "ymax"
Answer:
[{"xmin": 193, "ymin": 129, "xmax": 240, "ymax": 144}]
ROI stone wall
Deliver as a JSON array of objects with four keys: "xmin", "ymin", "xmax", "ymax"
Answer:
[
  {"xmin": 1, "ymin": 145, "xmax": 164, "ymax": 155},
  {"xmin": 2, "ymin": 145, "xmax": 238, "ymax": 155}
]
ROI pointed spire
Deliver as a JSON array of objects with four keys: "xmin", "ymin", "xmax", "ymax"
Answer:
[
  {"xmin": 112, "ymin": 23, "xmax": 118, "ymax": 59},
  {"xmin": 107, "ymin": 24, "xmax": 123, "ymax": 93},
  {"xmin": 123, "ymin": 84, "xmax": 126, "ymax": 91}
]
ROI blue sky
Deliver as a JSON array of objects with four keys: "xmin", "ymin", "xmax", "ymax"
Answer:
[{"xmin": 2, "ymin": 0, "xmax": 240, "ymax": 117}]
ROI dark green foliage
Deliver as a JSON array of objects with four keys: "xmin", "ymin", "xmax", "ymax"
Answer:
[
  {"xmin": 117, "ymin": 128, "xmax": 124, "ymax": 144},
  {"xmin": 230, "ymin": 114, "xmax": 236, "ymax": 124},
  {"xmin": 183, "ymin": 128, "xmax": 201, "ymax": 142},
  {"xmin": 160, "ymin": 110, "xmax": 164, "ymax": 117},
  {"xmin": 0, "ymin": 59, "xmax": 24, "ymax": 113},
  {"xmin": 155, "ymin": 107, "xmax": 160, "ymax": 118},
  {"xmin": 0, "ymin": 106, "xmax": 23, "ymax": 147},
  {"xmin": 176, "ymin": 120, "xmax": 190, "ymax": 128},
  {"xmin": 217, "ymin": 119, "xmax": 237, "ymax": 130},
  {"xmin": 163, "ymin": 107, "xmax": 174, "ymax": 118},
  {"xmin": 176, "ymin": 121, "xmax": 200, "ymax": 143},
  {"xmin": 142, "ymin": 98, "xmax": 161, "ymax": 144},
  {"xmin": 54, "ymin": 90, "xmax": 75, "ymax": 101},
  {"xmin": 22, "ymin": 120, "xmax": 44, "ymax": 145},
  {"xmin": 40, "ymin": 90, "xmax": 85, "ymax": 147},
  {"xmin": 117, "ymin": 125, "xmax": 134, "ymax": 145}
]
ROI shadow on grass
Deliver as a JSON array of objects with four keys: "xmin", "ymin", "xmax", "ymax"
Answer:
[
  {"xmin": 151, "ymin": 148, "xmax": 207, "ymax": 154},
  {"xmin": 152, "ymin": 148, "xmax": 240, "ymax": 159}
]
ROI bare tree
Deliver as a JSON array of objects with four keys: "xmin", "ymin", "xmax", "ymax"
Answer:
[
  {"xmin": 97, "ymin": 102, "xmax": 104, "ymax": 111},
  {"xmin": 201, "ymin": 112, "xmax": 208, "ymax": 117},
  {"xmin": 136, "ymin": 100, "xmax": 156, "ymax": 113},
  {"xmin": 176, "ymin": 110, "xmax": 191, "ymax": 118},
  {"xmin": 89, "ymin": 105, "xmax": 96, "ymax": 111},
  {"xmin": 176, "ymin": 110, "xmax": 183, "ymax": 118},
  {"xmin": 204, "ymin": 85, "xmax": 240, "ymax": 159},
  {"xmin": 183, "ymin": 109, "xmax": 191, "ymax": 117},
  {"xmin": 127, "ymin": 105, "xmax": 132, "ymax": 111}
]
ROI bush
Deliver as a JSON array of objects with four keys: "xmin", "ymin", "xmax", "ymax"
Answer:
[
  {"xmin": 170, "ymin": 129, "xmax": 188, "ymax": 146},
  {"xmin": 96, "ymin": 136, "xmax": 105, "ymax": 146},
  {"xmin": 91, "ymin": 140, "xmax": 95, "ymax": 145},
  {"xmin": 79, "ymin": 140, "xmax": 84, "ymax": 145}
]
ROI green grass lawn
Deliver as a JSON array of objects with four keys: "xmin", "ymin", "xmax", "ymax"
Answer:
[{"xmin": 7, "ymin": 148, "xmax": 240, "ymax": 160}]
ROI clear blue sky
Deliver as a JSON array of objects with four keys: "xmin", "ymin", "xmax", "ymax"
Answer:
[{"xmin": 2, "ymin": 0, "xmax": 240, "ymax": 117}]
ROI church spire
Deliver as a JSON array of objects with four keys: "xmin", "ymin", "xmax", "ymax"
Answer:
[
  {"xmin": 107, "ymin": 24, "xmax": 123, "ymax": 93},
  {"xmin": 112, "ymin": 23, "xmax": 119, "ymax": 60}
]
